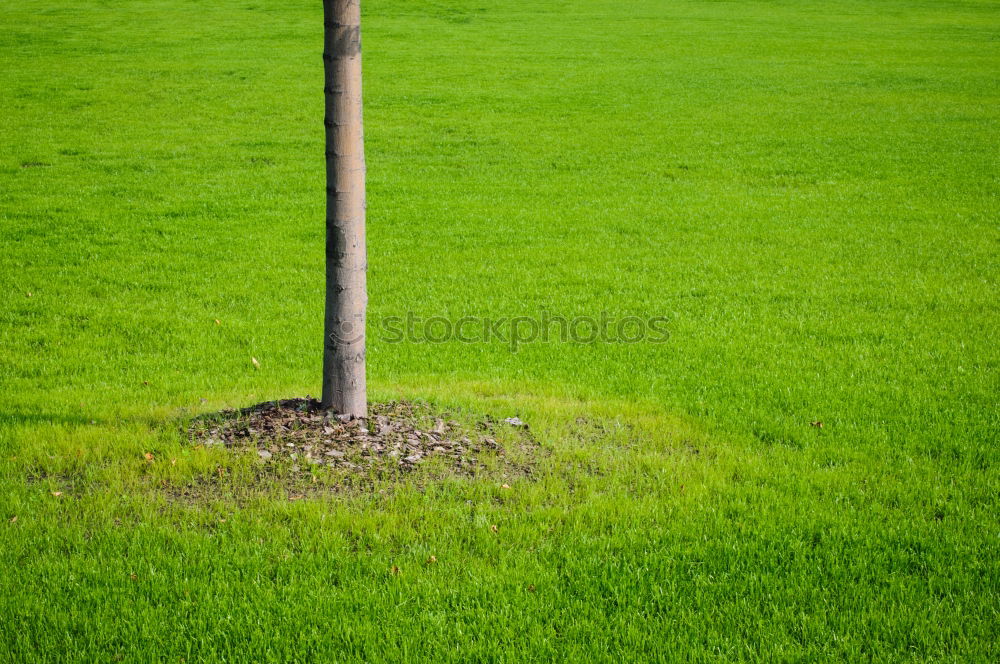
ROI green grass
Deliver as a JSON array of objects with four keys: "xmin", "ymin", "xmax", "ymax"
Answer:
[{"xmin": 2, "ymin": 0, "xmax": 999, "ymax": 660}]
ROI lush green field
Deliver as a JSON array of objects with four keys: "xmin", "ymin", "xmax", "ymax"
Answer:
[{"xmin": 2, "ymin": 0, "xmax": 998, "ymax": 660}]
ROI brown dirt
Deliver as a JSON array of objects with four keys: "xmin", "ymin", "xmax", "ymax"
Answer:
[{"xmin": 185, "ymin": 398, "xmax": 541, "ymax": 488}]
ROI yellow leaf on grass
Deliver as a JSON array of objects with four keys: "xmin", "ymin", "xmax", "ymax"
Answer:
[
  {"xmin": 51, "ymin": 491, "xmax": 62, "ymax": 497},
  {"xmin": 251, "ymin": 357, "xmax": 260, "ymax": 369},
  {"xmin": 144, "ymin": 452, "xmax": 154, "ymax": 461}
]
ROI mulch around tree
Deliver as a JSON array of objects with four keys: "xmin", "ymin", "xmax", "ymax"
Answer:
[{"xmin": 185, "ymin": 399, "xmax": 541, "ymax": 490}]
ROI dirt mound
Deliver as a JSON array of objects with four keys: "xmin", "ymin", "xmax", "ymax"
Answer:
[{"xmin": 187, "ymin": 398, "xmax": 539, "ymax": 479}]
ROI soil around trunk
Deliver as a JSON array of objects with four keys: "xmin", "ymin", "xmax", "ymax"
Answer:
[{"xmin": 184, "ymin": 399, "xmax": 541, "ymax": 497}]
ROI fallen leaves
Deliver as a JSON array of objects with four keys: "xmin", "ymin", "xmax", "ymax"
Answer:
[
  {"xmin": 810, "ymin": 420, "xmax": 824, "ymax": 428},
  {"xmin": 490, "ymin": 524, "xmax": 499, "ymax": 533},
  {"xmin": 50, "ymin": 491, "xmax": 62, "ymax": 497},
  {"xmin": 214, "ymin": 319, "xmax": 221, "ymax": 326},
  {"xmin": 288, "ymin": 494, "xmax": 304, "ymax": 501},
  {"xmin": 251, "ymin": 357, "xmax": 260, "ymax": 369},
  {"xmin": 426, "ymin": 555, "xmax": 437, "ymax": 564},
  {"xmin": 186, "ymin": 398, "xmax": 541, "ymax": 480},
  {"xmin": 390, "ymin": 565, "xmax": 400, "ymax": 576},
  {"xmin": 8, "ymin": 516, "xmax": 16, "ymax": 523},
  {"xmin": 143, "ymin": 452, "xmax": 154, "ymax": 462}
]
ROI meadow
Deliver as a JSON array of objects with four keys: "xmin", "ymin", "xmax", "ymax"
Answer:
[{"xmin": 1, "ymin": 0, "xmax": 998, "ymax": 661}]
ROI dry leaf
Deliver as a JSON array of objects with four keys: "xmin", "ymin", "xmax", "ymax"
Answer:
[
  {"xmin": 144, "ymin": 452, "xmax": 154, "ymax": 461},
  {"xmin": 9, "ymin": 516, "xmax": 16, "ymax": 523},
  {"xmin": 171, "ymin": 458, "xmax": 177, "ymax": 466},
  {"xmin": 527, "ymin": 584, "xmax": 536, "ymax": 592},
  {"xmin": 810, "ymin": 420, "xmax": 824, "ymax": 428},
  {"xmin": 51, "ymin": 491, "xmax": 62, "ymax": 497},
  {"xmin": 289, "ymin": 494, "xmax": 304, "ymax": 501},
  {"xmin": 490, "ymin": 524, "xmax": 499, "ymax": 533},
  {"xmin": 390, "ymin": 565, "xmax": 400, "ymax": 575},
  {"xmin": 214, "ymin": 319, "xmax": 221, "ymax": 325},
  {"xmin": 251, "ymin": 357, "xmax": 260, "ymax": 369},
  {"xmin": 501, "ymin": 484, "xmax": 510, "ymax": 489},
  {"xmin": 129, "ymin": 573, "xmax": 137, "ymax": 581},
  {"xmin": 427, "ymin": 555, "xmax": 437, "ymax": 564}
]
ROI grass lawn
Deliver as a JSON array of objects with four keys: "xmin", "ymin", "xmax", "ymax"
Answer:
[{"xmin": 1, "ymin": 0, "xmax": 998, "ymax": 660}]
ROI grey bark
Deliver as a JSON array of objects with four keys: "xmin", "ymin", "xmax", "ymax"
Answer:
[{"xmin": 321, "ymin": 0, "xmax": 367, "ymax": 417}]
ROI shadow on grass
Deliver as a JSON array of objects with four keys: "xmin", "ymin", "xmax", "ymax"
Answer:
[{"xmin": 0, "ymin": 410, "xmax": 97, "ymax": 428}]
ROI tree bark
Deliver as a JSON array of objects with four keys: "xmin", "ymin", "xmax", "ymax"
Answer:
[{"xmin": 321, "ymin": 0, "xmax": 367, "ymax": 417}]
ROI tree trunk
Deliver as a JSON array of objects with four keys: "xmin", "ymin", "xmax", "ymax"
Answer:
[{"xmin": 321, "ymin": 0, "xmax": 367, "ymax": 417}]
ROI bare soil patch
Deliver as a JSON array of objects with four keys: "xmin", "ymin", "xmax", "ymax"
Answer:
[{"xmin": 181, "ymin": 399, "xmax": 541, "ymax": 499}]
